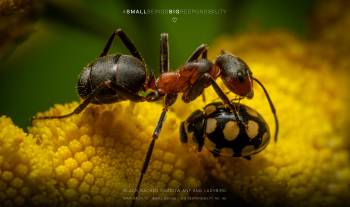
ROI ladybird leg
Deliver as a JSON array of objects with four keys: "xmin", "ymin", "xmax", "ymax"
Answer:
[
  {"xmin": 132, "ymin": 94, "xmax": 177, "ymax": 207},
  {"xmin": 99, "ymin": 28, "xmax": 144, "ymax": 62},
  {"xmin": 243, "ymin": 156, "xmax": 252, "ymax": 160},
  {"xmin": 179, "ymin": 122, "xmax": 188, "ymax": 143},
  {"xmin": 183, "ymin": 109, "xmax": 206, "ymax": 151},
  {"xmin": 211, "ymin": 148, "xmax": 221, "ymax": 157},
  {"xmin": 160, "ymin": 33, "xmax": 169, "ymax": 73},
  {"xmin": 31, "ymin": 81, "xmax": 113, "ymax": 123},
  {"xmin": 252, "ymin": 77, "xmax": 279, "ymax": 142},
  {"xmin": 186, "ymin": 44, "xmax": 208, "ymax": 62}
]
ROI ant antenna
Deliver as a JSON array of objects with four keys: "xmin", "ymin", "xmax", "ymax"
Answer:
[{"xmin": 252, "ymin": 77, "xmax": 279, "ymax": 142}]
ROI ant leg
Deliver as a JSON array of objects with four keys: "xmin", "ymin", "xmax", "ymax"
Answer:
[
  {"xmin": 204, "ymin": 73, "xmax": 245, "ymax": 124},
  {"xmin": 230, "ymin": 95, "xmax": 242, "ymax": 103},
  {"xmin": 131, "ymin": 94, "xmax": 177, "ymax": 207},
  {"xmin": 234, "ymin": 96, "xmax": 242, "ymax": 114},
  {"xmin": 182, "ymin": 73, "xmax": 208, "ymax": 103},
  {"xmin": 99, "ymin": 28, "xmax": 144, "ymax": 62},
  {"xmin": 113, "ymin": 84, "xmax": 146, "ymax": 102},
  {"xmin": 143, "ymin": 32, "xmax": 168, "ymax": 101},
  {"xmin": 201, "ymin": 91, "xmax": 206, "ymax": 102},
  {"xmin": 31, "ymin": 97, "xmax": 92, "ymax": 123},
  {"xmin": 31, "ymin": 81, "xmax": 113, "ymax": 123},
  {"xmin": 160, "ymin": 33, "xmax": 169, "ymax": 73},
  {"xmin": 212, "ymin": 91, "xmax": 231, "ymax": 102},
  {"xmin": 202, "ymin": 49, "xmax": 208, "ymax": 59},
  {"xmin": 184, "ymin": 46, "xmax": 209, "ymax": 103},
  {"xmin": 252, "ymin": 77, "xmax": 279, "ymax": 142},
  {"xmin": 186, "ymin": 44, "xmax": 208, "ymax": 62},
  {"xmin": 31, "ymin": 81, "xmax": 147, "ymax": 123}
]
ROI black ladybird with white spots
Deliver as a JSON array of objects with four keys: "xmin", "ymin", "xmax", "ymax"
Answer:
[{"xmin": 180, "ymin": 102, "xmax": 270, "ymax": 159}]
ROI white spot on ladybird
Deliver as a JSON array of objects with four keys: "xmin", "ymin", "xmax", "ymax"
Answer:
[
  {"xmin": 246, "ymin": 120, "xmax": 259, "ymax": 139},
  {"xmin": 223, "ymin": 121, "xmax": 239, "ymax": 141},
  {"xmin": 206, "ymin": 118, "xmax": 217, "ymax": 134}
]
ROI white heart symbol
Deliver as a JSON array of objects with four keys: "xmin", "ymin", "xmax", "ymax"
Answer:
[{"xmin": 172, "ymin": 17, "xmax": 178, "ymax": 23}]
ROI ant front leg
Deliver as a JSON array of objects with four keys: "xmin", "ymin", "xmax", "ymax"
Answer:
[
  {"xmin": 99, "ymin": 28, "xmax": 144, "ymax": 62},
  {"xmin": 203, "ymin": 73, "xmax": 246, "ymax": 125},
  {"xmin": 182, "ymin": 73, "xmax": 209, "ymax": 103},
  {"xmin": 131, "ymin": 94, "xmax": 177, "ymax": 207},
  {"xmin": 186, "ymin": 44, "xmax": 209, "ymax": 102}
]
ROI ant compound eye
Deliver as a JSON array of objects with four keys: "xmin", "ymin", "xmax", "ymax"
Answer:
[{"xmin": 236, "ymin": 71, "xmax": 245, "ymax": 83}]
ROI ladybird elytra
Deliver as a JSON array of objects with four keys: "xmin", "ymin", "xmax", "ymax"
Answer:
[{"xmin": 181, "ymin": 102, "xmax": 270, "ymax": 158}]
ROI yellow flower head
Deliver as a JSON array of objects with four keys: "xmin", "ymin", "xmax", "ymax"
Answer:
[{"xmin": 1, "ymin": 4, "xmax": 350, "ymax": 206}]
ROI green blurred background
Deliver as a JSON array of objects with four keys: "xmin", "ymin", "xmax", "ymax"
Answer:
[{"xmin": 0, "ymin": 0, "xmax": 314, "ymax": 128}]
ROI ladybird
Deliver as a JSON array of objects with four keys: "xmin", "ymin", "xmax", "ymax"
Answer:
[{"xmin": 180, "ymin": 102, "xmax": 270, "ymax": 159}]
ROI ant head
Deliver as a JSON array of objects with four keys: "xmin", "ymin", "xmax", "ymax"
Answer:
[{"xmin": 215, "ymin": 51, "xmax": 254, "ymax": 99}]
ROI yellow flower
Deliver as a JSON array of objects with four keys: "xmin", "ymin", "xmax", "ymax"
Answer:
[{"xmin": 1, "ymin": 10, "xmax": 350, "ymax": 207}]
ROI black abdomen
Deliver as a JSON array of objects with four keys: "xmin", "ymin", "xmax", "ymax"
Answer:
[{"xmin": 77, "ymin": 54, "xmax": 146, "ymax": 104}]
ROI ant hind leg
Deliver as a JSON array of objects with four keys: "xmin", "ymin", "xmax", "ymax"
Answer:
[
  {"xmin": 31, "ymin": 93, "xmax": 93, "ymax": 123},
  {"xmin": 30, "ymin": 81, "xmax": 134, "ymax": 123},
  {"xmin": 99, "ymin": 28, "xmax": 144, "ymax": 62}
]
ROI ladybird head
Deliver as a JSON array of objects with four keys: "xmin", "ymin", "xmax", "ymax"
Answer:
[
  {"xmin": 215, "ymin": 52, "xmax": 254, "ymax": 99},
  {"xmin": 180, "ymin": 110, "xmax": 206, "ymax": 152}
]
